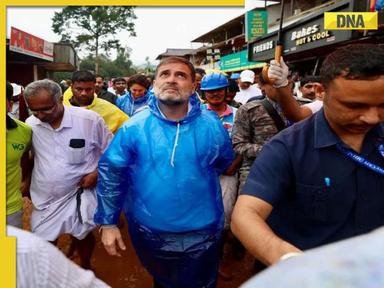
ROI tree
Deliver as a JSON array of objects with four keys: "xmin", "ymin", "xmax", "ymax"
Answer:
[
  {"xmin": 52, "ymin": 71, "xmax": 73, "ymax": 83},
  {"xmin": 79, "ymin": 47, "xmax": 137, "ymax": 79},
  {"xmin": 52, "ymin": 6, "xmax": 136, "ymax": 73}
]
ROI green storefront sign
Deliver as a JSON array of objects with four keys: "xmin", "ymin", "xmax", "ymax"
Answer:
[
  {"xmin": 220, "ymin": 50, "xmax": 264, "ymax": 72},
  {"xmin": 246, "ymin": 9, "xmax": 268, "ymax": 42}
]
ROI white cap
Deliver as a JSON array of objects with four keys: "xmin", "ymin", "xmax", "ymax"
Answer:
[
  {"xmin": 240, "ymin": 70, "xmax": 255, "ymax": 83},
  {"xmin": 11, "ymin": 83, "xmax": 23, "ymax": 96}
]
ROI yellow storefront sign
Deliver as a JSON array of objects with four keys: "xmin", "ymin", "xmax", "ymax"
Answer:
[{"xmin": 324, "ymin": 12, "xmax": 378, "ymax": 30}]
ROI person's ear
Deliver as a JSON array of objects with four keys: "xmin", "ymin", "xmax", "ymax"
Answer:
[{"xmin": 314, "ymin": 83, "xmax": 325, "ymax": 100}]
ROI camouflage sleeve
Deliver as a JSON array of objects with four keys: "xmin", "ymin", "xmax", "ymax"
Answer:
[{"xmin": 232, "ymin": 103, "xmax": 278, "ymax": 159}]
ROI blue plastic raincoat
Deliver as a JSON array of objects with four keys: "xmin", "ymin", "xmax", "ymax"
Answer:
[
  {"xmin": 116, "ymin": 91, "xmax": 149, "ymax": 116},
  {"xmin": 95, "ymin": 92, "xmax": 234, "ymax": 287}
]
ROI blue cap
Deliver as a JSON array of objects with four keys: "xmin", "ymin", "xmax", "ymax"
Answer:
[{"xmin": 230, "ymin": 73, "xmax": 240, "ymax": 80}]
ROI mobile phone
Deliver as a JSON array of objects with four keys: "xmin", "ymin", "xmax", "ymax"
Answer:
[{"xmin": 69, "ymin": 138, "xmax": 85, "ymax": 148}]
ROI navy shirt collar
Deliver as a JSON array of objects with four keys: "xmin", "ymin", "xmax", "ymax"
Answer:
[
  {"xmin": 314, "ymin": 109, "xmax": 340, "ymax": 148},
  {"xmin": 314, "ymin": 108, "xmax": 384, "ymax": 149}
]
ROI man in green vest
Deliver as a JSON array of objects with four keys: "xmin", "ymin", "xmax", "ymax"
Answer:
[{"xmin": 6, "ymin": 81, "xmax": 32, "ymax": 228}]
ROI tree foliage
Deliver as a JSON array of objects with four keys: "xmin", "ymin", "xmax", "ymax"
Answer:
[
  {"xmin": 79, "ymin": 47, "xmax": 137, "ymax": 78},
  {"xmin": 52, "ymin": 71, "xmax": 73, "ymax": 83},
  {"xmin": 52, "ymin": 6, "xmax": 136, "ymax": 73}
]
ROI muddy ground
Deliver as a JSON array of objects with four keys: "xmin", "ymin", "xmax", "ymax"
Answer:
[{"xmin": 22, "ymin": 198, "xmax": 256, "ymax": 288}]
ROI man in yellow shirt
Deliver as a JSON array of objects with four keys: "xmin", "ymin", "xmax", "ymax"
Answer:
[
  {"xmin": 6, "ymin": 81, "xmax": 32, "ymax": 228},
  {"xmin": 64, "ymin": 71, "xmax": 129, "ymax": 133}
]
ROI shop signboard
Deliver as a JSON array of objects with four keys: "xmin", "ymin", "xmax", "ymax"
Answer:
[
  {"xmin": 246, "ymin": 9, "xmax": 268, "ymax": 42},
  {"xmin": 248, "ymin": 0, "xmax": 354, "ymax": 62},
  {"xmin": 10, "ymin": 27, "xmax": 54, "ymax": 62},
  {"xmin": 220, "ymin": 50, "xmax": 263, "ymax": 72},
  {"xmin": 283, "ymin": 16, "xmax": 352, "ymax": 55}
]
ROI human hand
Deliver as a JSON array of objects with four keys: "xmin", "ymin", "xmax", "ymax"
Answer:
[
  {"xmin": 101, "ymin": 226, "xmax": 126, "ymax": 257},
  {"xmin": 268, "ymin": 57, "xmax": 289, "ymax": 88},
  {"xmin": 20, "ymin": 179, "xmax": 31, "ymax": 199},
  {"xmin": 223, "ymin": 155, "xmax": 242, "ymax": 176},
  {"xmin": 78, "ymin": 171, "xmax": 98, "ymax": 188}
]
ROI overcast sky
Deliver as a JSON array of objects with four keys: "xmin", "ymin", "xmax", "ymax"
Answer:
[{"xmin": 7, "ymin": 4, "xmax": 274, "ymax": 65}]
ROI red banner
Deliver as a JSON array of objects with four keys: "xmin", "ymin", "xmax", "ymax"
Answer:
[{"xmin": 9, "ymin": 27, "xmax": 54, "ymax": 61}]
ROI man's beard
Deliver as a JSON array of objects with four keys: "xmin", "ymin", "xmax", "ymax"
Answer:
[
  {"xmin": 157, "ymin": 97, "xmax": 187, "ymax": 106},
  {"xmin": 155, "ymin": 85, "xmax": 191, "ymax": 106}
]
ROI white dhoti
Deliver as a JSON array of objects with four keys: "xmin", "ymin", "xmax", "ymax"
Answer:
[
  {"xmin": 220, "ymin": 174, "xmax": 238, "ymax": 230},
  {"xmin": 31, "ymin": 187, "xmax": 97, "ymax": 241}
]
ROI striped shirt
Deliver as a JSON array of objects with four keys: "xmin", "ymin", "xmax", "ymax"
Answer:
[{"xmin": 7, "ymin": 226, "xmax": 110, "ymax": 288}]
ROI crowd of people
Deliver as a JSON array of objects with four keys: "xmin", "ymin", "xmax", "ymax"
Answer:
[{"xmin": 5, "ymin": 43, "xmax": 384, "ymax": 287}]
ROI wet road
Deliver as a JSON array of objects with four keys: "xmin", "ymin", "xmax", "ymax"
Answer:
[{"xmin": 23, "ymin": 198, "xmax": 256, "ymax": 287}]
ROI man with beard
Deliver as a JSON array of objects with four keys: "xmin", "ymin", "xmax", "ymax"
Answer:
[
  {"xmin": 95, "ymin": 57, "xmax": 234, "ymax": 288},
  {"xmin": 232, "ymin": 44, "xmax": 384, "ymax": 266}
]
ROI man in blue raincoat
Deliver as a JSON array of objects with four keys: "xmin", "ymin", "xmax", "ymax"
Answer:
[{"xmin": 94, "ymin": 56, "xmax": 234, "ymax": 288}]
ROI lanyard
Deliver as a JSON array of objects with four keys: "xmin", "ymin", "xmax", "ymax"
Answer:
[
  {"xmin": 379, "ymin": 144, "xmax": 384, "ymax": 158},
  {"xmin": 336, "ymin": 143, "xmax": 384, "ymax": 175}
]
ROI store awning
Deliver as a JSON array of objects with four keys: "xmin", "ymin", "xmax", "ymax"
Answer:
[{"xmin": 248, "ymin": 0, "xmax": 358, "ymax": 62}]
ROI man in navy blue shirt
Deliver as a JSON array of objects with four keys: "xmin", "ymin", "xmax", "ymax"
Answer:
[{"xmin": 231, "ymin": 44, "xmax": 384, "ymax": 266}]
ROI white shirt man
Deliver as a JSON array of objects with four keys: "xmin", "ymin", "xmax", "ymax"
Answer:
[
  {"xmin": 234, "ymin": 70, "xmax": 263, "ymax": 104},
  {"xmin": 26, "ymin": 105, "xmax": 112, "ymax": 240},
  {"xmin": 303, "ymin": 99, "xmax": 323, "ymax": 114}
]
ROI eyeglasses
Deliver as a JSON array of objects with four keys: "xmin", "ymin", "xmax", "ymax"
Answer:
[{"xmin": 28, "ymin": 103, "xmax": 57, "ymax": 114}]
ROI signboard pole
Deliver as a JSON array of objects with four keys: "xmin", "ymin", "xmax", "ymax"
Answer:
[{"xmin": 275, "ymin": 0, "xmax": 286, "ymax": 63}]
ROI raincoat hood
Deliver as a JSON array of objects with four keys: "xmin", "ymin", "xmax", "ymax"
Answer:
[
  {"xmin": 116, "ymin": 91, "xmax": 150, "ymax": 117},
  {"xmin": 130, "ymin": 91, "xmax": 150, "ymax": 105}
]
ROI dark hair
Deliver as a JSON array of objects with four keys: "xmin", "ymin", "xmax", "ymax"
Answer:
[
  {"xmin": 195, "ymin": 68, "xmax": 206, "ymax": 76},
  {"xmin": 6, "ymin": 81, "xmax": 13, "ymax": 101},
  {"xmin": 228, "ymin": 79, "xmax": 239, "ymax": 93},
  {"xmin": 72, "ymin": 71, "xmax": 96, "ymax": 83},
  {"xmin": 95, "ymin": 74, "xmax": 104, "ymax": 80},
  {"xmin": 127, "ymin": 74, "xmax": 151, "ymax": 90},
  {"xmin": 320, "ymin": 44, "xmax": 384, "ymax": 88},
  {"xmin": 112, "ymin": 77, "xmax": 126, "ymax": 84},
  {"xmin": 155, "ymin": 57, "xmax": 196, "ymax": 82},
  {"xmin": 300, "ymin": 75, "xmax": 321, "ymax": 87}
]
